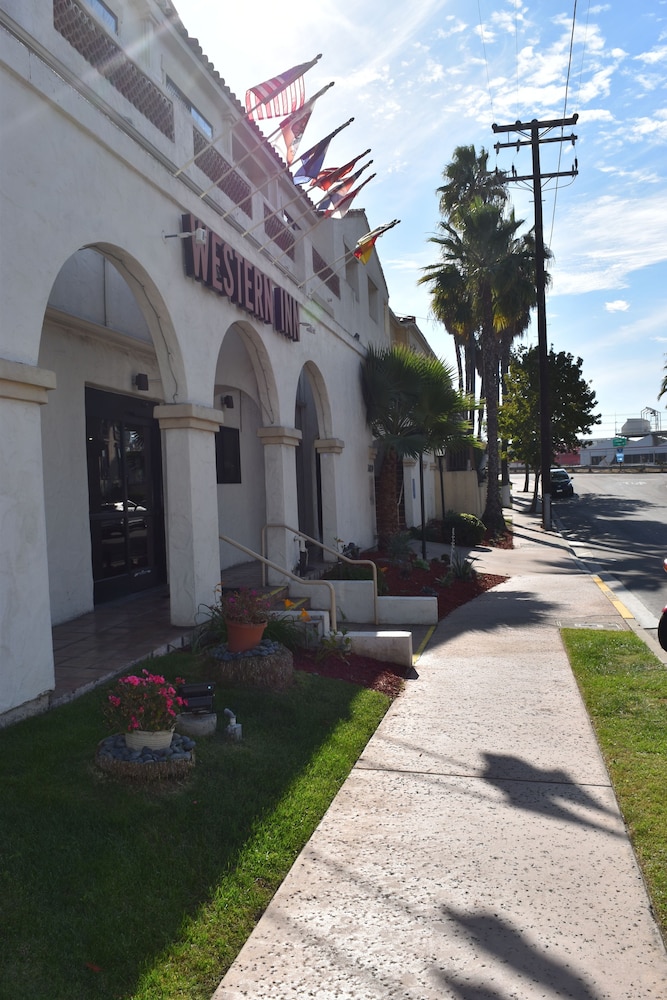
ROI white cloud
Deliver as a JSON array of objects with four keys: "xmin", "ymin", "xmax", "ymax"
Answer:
[{"xmin": 605, "ymin": 300, "xmax": 630, "ymax": 312}]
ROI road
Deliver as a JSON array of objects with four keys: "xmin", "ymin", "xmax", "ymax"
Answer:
[{"xmin": 512, "ymin": 470, "xmax": 667, "ymax": 627}]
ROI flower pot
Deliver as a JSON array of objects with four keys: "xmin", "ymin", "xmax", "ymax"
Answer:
[
  {"xmin": 125, "ymin": 728, "xmax": 175, "ymax": 751},
  {"xmin": 225, "ymin": 619, "xmax": 267, "ymax": 653}
]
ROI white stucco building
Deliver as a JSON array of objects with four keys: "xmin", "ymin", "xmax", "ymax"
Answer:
[{"xmin": 0, "ymin": 0, "xmax": 478, "ymax": 723}]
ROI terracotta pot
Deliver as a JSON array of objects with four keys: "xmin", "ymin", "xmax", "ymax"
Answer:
[
  {"xmin": 125, "ymin": 728, "xmax": 175, "ymax": 751},
  {"xmin": 225, "ymin": 619, "xmax": 267, "ymax": 653}
]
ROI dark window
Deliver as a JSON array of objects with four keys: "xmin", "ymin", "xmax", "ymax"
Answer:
[{"xmin": 215, "ymin": 427, "xmax": 241, "ymax": 483}]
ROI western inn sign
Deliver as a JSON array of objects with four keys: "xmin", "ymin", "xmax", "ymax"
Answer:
[{"xmin": 181, "ymin": 213, "xmax": 301, "ymax": 341}]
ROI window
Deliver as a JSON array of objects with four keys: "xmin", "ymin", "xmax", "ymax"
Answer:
[
  {"xmin": 368, "ymin": 277, "xmax": 378, "ymax": 322},
  {"xmin": 166, "ymin": 77, "xmax": 213, "ymax": 139},
  {"xmin": 85, "ymin": 0, "xmax": 118, "ymax": 33},
  {"xmin": 215, "ymin": 427, "xmax": 241, "ymax": 484}
]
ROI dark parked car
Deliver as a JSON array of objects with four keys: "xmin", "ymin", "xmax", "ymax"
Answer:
[{"xmin": 550, "ymin": 468, "xmax": 574, "ymax": 498}]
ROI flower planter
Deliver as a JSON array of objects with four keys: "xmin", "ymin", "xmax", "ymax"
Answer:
[
  {"xmin": 125, "ymin": 728, "xmax": 175, "ymax": 751},
  {"xmin": 225, "ymin": 620, "xmax": 267, "ymax": 653}
]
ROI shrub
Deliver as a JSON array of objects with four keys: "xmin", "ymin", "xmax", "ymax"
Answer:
[{"xmin": 442, "ymin": 511, "xmax": 486, "ymax": 547}]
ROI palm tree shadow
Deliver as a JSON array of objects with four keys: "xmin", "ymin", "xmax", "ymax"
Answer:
[
  {"xmin": 481, "ymin": 752, "xmax": 622, "ymax": 836},
  {"xmin": 438, "ymin": 907, "xmax": 602, "ymax": 999}
]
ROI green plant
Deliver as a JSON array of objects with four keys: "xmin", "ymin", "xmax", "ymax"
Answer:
[
  {"xmin": 436, "ymin": 553, "xmax": 477, "ymax": 586},
  {"xmin": 104, "ymin": 668, "xmax": 186, "ymax": 733},
  {"xmin": 264, "ymin": 613, "xmax": 311, "ymax": 652},
  {"xmin": 442, "ymin": 511, "xmax": 486, "ymax": 546},
  {"xmin": 413, "ymin": 557, "xmax": 430, "ymax": 571},
  {"xmin": 322, "ymin": 562, "xmax": 389, "ymax": 596},
  {"xmin": 316, "ymin": 630, "xmax": 352, "ymax": 663},
  {"xmin": 386, "ymin": 531, "xmax": 413, "ymax": 569}
]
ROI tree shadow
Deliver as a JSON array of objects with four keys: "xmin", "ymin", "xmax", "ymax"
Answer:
[
  {"xmin": 437, "ymin": 906, "xmax": 602, "ymax": 999},
  {"xmin": 481, "ymin": 752, "xmax": 622, "ymax": 836}
]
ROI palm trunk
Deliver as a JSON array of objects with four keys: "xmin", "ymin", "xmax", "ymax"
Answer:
[
  {"xmin": 376, "ymin": 447, "xmax": 401, "ymax": 550},
  {"xmin": 481, "ymin": 290, "xmax": 505, "ymax": 533}
]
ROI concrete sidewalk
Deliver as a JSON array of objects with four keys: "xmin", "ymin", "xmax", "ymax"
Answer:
[{"xmin": 213, "ymin": 502, "xmax": 667, "ymax": 999}]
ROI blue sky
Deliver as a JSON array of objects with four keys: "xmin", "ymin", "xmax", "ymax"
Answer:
[{"xmin": 175, "ymin": 0, "xmax": 667, "ymax": 439}]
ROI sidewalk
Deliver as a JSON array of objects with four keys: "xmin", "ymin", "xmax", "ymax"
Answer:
[{"xmin": 213, "ymin": 501, "xmax": 667, "ymax": 999}]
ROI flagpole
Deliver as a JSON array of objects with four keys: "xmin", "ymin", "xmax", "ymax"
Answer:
[
  {"xmin": 173, "ymin": 55, "xmax": 322, "ymax": 178},
  {"xmin": 198, "ymin": 82, "xmax": 335, "ymax": 199},
  {"xmin": 261, "ymin": 173, "xmax": 376, "ymax": 269},
  {"xmin": 215, "ymin": 119, "xmax": 355, "ymax": 227},
  {"xmin": 240, "ymin": 160, "xmax": 373, "ymax": 239},
  {"xmin": 296, "ymin": 219, "xmax": 400, "ymax": 289}
]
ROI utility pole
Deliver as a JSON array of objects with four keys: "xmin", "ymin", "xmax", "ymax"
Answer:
[{"xmin": 492, "ymin": 115, "xmax": 578, "ymax": 531}]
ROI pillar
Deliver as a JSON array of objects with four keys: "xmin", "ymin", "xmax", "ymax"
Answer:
[
  {"xmin": 257, "ymin": 425, "xmax": 302, "ymax": 583},
  {"xmin": 314, "ymin": 437, "xmax": 343, "ymax": 554},
  {"xmin": 0, "ymin": 359, "xmax": 57, "ymax": 721},
  {"xmin": 154, "ymin": 404, "xmax": 224, "ymax": 626}
]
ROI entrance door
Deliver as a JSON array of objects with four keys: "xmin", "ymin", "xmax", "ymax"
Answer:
[{"xmin": 86, "ymin": 388, "xmax": 165, "ymax": 603}]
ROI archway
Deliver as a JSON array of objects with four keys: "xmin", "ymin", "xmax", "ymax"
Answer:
[{"xmin": 40, "ymin": 244, "xmax": 185, "ymax": 620}]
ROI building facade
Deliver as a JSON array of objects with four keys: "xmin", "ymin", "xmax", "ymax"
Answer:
[{"xmin": 0, "ymin": 0, "xmax": 402, "ymax": 721}]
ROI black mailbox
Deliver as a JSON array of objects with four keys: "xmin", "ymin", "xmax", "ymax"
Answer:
[{"xmin": 177, "ymin": 682, "xmax": 215, "ymax": 713}]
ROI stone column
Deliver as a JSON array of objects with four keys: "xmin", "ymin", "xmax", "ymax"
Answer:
[
  {"xmin": 154, "ymin": 404, "xmax": 224, "ymax": 626},
  {"xmin": 0, "ymin": 359, "xmax": 57, "ymax": 721},
  {"xmin": 314, "ymin": 437, "xmax": 344, "ymax": 557},
  {"xmin": 257, "ymin": 426, "xmax": 302, "ymax": 583}
]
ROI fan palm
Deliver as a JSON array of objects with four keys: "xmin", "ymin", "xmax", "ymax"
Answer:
[{"xmin": 361, "ymin": 344, "xmax": 472, "ymax": 548}]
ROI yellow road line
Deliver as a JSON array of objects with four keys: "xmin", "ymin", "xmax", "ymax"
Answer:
[
  {"xmin": 413, "ymin": 625, "xmax": 436, "ymax": 664},
  {"xmin": 592, "ymin": 575, "xmax": 634, "ymax": 620}
]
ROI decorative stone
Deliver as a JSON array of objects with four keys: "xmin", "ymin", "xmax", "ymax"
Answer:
[
  {"xmin": 208, "ymin": 639, "xmax": 294, "ymax": 689},
  {"xmin": 95, "ymin": 732, "xmax": 196, "ymax": 781},
  {"xmin": 176, "ymin": 712, "xmax": 218, "ymax": 738}
]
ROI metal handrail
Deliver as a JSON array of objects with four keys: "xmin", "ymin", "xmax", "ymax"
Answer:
[
  {"xmin": 219, "ymin": 533, "xmax": 338, "ymax": 631},
  {"xmin": 261, "ymin": 523, "xmax": 379, "ymax": 626}
]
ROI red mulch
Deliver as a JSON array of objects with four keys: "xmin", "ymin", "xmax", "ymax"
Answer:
[{"xmin": 293, "ymin": 555, "xmax": 507, "ymax": 697}]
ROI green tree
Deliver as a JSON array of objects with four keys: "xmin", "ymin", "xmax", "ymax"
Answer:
[
  {"xmin": 361, "ymin": 344, "xmax": 472, "ymax": 548},
  {"xmin": 422, "ymin": 196, "xmax": 532, "ymax": 532},
  {"xmin": 499, "ymin": 345, "xmax": 601, "ymax": 507}
]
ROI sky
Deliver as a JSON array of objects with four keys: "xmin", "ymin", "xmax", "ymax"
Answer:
[{"xmin": 173, "ymin": 0, "xmax": 667, "ymax": 440}]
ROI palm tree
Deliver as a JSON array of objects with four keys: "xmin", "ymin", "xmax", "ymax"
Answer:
[
  {"xmin": 361, "ymin": 344, "xmax": 472, "ymax": 548},
  {"xmin": 438, "ymin": 144, "xmax": 508, "ymax": 220},
  {"xmin": 424, "ymin": 198, "xmax": 530, "ymax": 533}
]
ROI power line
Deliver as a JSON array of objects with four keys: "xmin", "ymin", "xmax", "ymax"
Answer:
[
  {"xmin": 477, "ymin": 0, "xmax": 495, "ymax": 119},
  {"xmin": 549, "ymin": 1, "xmax": 579, "ymax": 245}
]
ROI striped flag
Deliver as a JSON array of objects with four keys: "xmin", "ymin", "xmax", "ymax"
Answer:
[
  {"xmin": 317, "ymin": 161, "xmax": 373, "ymax": 212},
  {"xmin": 245, "ymin": 55, "xmax": 321, "ymax": 121},
  {"xmin": 311, "ymin": 149, "xmax": 372, "ymax": 191},
  {"xmin": 353, "ymin": 220, "xmax": 400, "ymax": 264},
  {"xmin": 320, "ymin": 174, "xmax": 376, "ymax": 219}
]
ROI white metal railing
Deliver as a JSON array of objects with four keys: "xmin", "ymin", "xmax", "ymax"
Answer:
[
  {"xmin": 219, "ymin": 533, "xmax": 338, "ymax": 631},
  {"xmin": 261, "ymin": 524, "xmax": 379, "ymax": 626}
]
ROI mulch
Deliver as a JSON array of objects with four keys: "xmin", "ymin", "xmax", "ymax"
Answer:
[{"xmin": 293, "ymin": 544, "xmax": 508, "ymax": 697}]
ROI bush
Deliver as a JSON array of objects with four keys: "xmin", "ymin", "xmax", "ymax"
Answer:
[
  {"xmin": 322, "ymin": 562, "xmax": 389, "ymax": 596},
  {"xmin": 442, "ymin": 511, "xmax": 486, "ymax": 547}
]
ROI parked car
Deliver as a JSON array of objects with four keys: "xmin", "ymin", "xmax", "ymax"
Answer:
[{"xmin": 550, "ymin": 468, "xmax": 574, "ymax": 498}]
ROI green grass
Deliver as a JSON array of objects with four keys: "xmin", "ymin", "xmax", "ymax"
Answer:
[
  {"xmin": 0, "ymin": 652, "xmax": 392, "ymax": 1000},
  {"xmin": 561, "ymin": 628, "xmax": 667, "ymax": 940}
]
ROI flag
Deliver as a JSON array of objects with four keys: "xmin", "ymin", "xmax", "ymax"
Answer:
[
  {"xmin": 245, "ymin": 54, "xmax": 321, "ymax": 121},
  {"xmin": 353, "ymin": 220, "xmax": 400, "ymax": 264},
  {"xmin": 292, "ymin": 119, "xmax": 354, "ymax": 185},
  {"xmin": 268, "ymin": 82, "xmax": 334, "ymax": 165},
  {"xmin": 276, "ymin": 107, "xmax": 313, "ymax": 165},
  {"xmin": 316, "ymin": 161, "xmax": 372, "ymax": 212},
  {"xmin": 320, "ymin": 174, "xmax": 376, "ymax": 219},
  {"xmin": 310, "ymin": 148, "xmax": 372, "ymax": 191}
]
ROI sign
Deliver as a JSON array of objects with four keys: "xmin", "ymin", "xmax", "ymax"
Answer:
[
  {"xmin": 180, "ymin": 213, "xmax": 300, "ymax": 342},
  {"xmin": 612, "ymin": 437, "xmax": 627, "ymax": 447},
  {"xmin": 616, "ymin": 451, "xmax": 624, "ymax": 463}
]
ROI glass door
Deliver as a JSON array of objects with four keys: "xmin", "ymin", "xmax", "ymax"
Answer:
[{"xmin": 86, "ymin": 388, "xmax": 165, "ymax": 602}]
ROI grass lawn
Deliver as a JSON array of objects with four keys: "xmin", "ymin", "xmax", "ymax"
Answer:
[
  {"xmin": 0, "ymin": 651, "xmax": 393, "ymax": 1000},
  {"xmin": 561, "ymin": 628, "xmax": 667, "ymax": 941}
]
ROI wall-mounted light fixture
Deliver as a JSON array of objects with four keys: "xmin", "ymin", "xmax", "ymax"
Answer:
[
  {"xmin": 353, "ymin": 332, "xmax": 360, "ymax": 340},
  {"xmin": 221, "ymin": 395, "xmax": 234, "ymax": 409},
  {"xmin": 162, "ymin": 228, "xmax": 207, "ymax": 244},
  {"xmin": 133, "ymin": 373, "xmax": 149, "ymax": 391}
]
